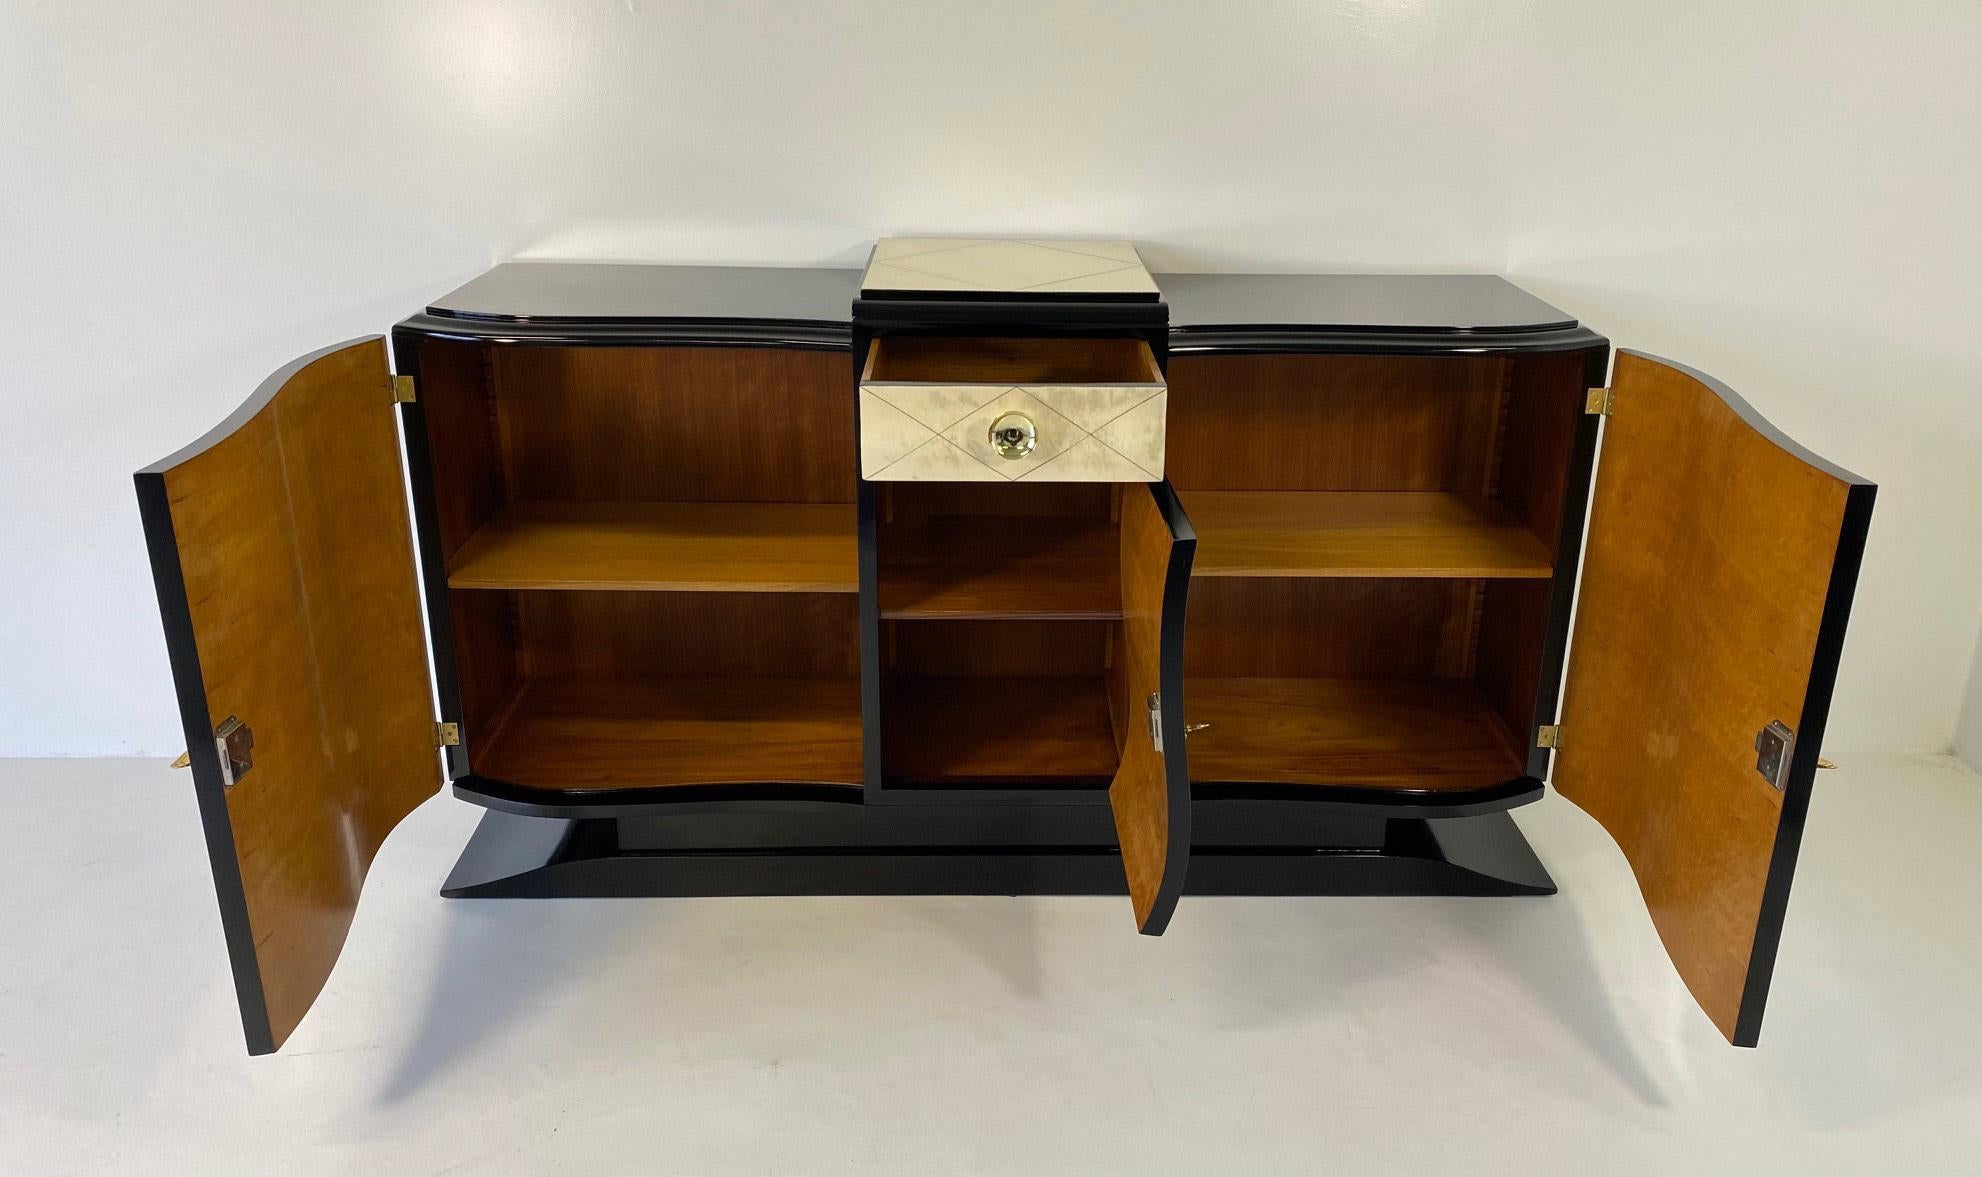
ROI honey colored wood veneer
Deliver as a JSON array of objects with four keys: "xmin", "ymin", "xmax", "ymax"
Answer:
[
  {"xmin": 139, "ymin": 338, "xmax": 437, "ymax": 1053},
  {"xmin": 1184, "ymin": 491, "xmax": 1553, "ymax": 579},
  {"xmin": 1184, "ymin": 578, "xmax": 1484, "ymax": 680},
  {"xmin": 879, "ymin": 514, "xmax": 1121, "ymax": 618},
  {"xmin": 1185, "ymin": 678, "xmax": 1524, "ymax": 790},
  {"xmin": 476, "ymin": 677, "xmax": 862, "ymax": 789},
  {"xmin": 1108, "ymin": 486, "xmax": 1190, "ymax": 932},
  {"xmin": 882, "ymin": 676, "xmax": 1117, "ymax": 784},
  {"xmin": 494, "ymin": 346, "xmax": 855, "ymax": 504},
  {"xmin": 1163, "ymin": 353, "xmax": 1509, "ymax": 492},
  {"xmin": 447, "ymin": 501, "xmax": 858, "ymax": 593},
  {"xmin": 1554, "ymin": 353, "xmax": 1868, "ymax": 1045}
]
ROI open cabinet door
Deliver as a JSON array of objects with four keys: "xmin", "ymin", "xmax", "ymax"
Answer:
[
  {"xmin": 136, "ymin": 338, "xmax": 439, "ymax": 1054},
  {"xmin": 1110, "ymin": 482, "xmax": 1198, "ymax": 934},
  {"xmin": 1555, "ymin": 351, "xmax": 1874, "ymax": 1046}
]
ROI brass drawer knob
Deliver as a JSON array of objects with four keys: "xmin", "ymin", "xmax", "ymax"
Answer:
[{"xmin": 989, "ymin": 412, "xmax": 1037, "ymax": 460}]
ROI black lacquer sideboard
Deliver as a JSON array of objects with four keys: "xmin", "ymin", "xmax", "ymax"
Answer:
[{"xmin": 137, "ymin": 244, "xmax": 1874, "ymax": 1054}]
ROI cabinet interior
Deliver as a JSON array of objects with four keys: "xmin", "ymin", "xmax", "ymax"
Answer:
[
  {"xmin": 416, "ymin": 341, "xmax": 862, "ymax": 791},
  {"xmin": 877, "ymin": 482, "xmax": 1133, "ymax": 787},
  {"xmin": 1165, "ymin": 351, "xmax": 1587, "ymax": 793},
  {"xmin": 414, "ymin": 340, "xmax": 1586, "ymax": 798}
]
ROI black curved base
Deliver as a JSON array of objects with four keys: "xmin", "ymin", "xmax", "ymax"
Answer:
[{"xmin": 440, "ymin": 803, "xmax": 1556, "ymax": 900}]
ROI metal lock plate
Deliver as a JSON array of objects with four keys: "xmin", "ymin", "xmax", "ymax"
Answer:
[
  {"xmin": 214, "ymin": 715, "xmax": 254, "ymax": 789},
  {"xmin": 988, "ymin": 412, "xmax": 1037, "ymax": 460},
  {"xmin": 1754, "ymin": 719, "xmax": 1794, "ymax": 790}
]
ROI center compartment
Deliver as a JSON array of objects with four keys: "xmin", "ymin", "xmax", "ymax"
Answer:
[{"xmin": 876, "ymin": 482, "xmax": 1133, "ymax": 788}]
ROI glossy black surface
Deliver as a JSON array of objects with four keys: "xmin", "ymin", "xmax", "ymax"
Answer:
[
  {"xmin": 423, "ymin": 261, "xmax": 1586, "ymax": 345},
  {"xmin": 428, "ymin": 262, "xmax": 863, "ymax": 325},
  {"xmin": 1161, "ymin": 272, "xmax": 1577, "ymax": 333},
  {"xmin": 440, "ymin": 806, "xmax": 1555, "ymax": 899}
]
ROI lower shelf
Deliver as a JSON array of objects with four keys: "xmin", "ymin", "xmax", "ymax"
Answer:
[
  {"xmin": 1184, "ymin": 677, "xmax": 1525, "ymax": 791},
  {"xmin": 476, "ymin": 676, "xmax": 863, "ymax": 791},
  {"xmin": 883, "ymin": 675, "xmax": 1120, "ymax": 786}
]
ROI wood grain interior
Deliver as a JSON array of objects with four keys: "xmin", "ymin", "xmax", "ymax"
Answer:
[
  {"xmin": 864, "ymin": 335, "xmax": 1160, "ymax": 385},
  {"xmin": 1164, "ymin": 353, "xmax": 1510, "ymax": 493},
  {"xmin": 516, "ymin": 591, "xmax": 859, "ymax": 679},
  {"xmin": 874, "ymin": 481, "xmax": 1133, "ymax": 785},
  {"xmin": 147, "ymin": 338, "xmax": 436, "ymax": 1050},
  {"xmin": 470, "ymin": 591, "xmax": 861, "ymax": 790},
  {"xmin": 1185, "ymin": 578, "xmax": 1483, "ymax": 680},
  {"xmin": 886, "ymin": 619, "xmax": 1113, "ymax": 678},
  {"xmin": 882, "ymin": 675, "xmax": 1117, "ymax": 785},
  {"xmin": 448, "ymin": 501, "xmax": 858, "ymax": 593},
  {"xmin": 1164, "ymin": 351, "xmax": 1586, "ymax": 794},
  {"xmin": 494, "ymin": 346, "xmax": 855, "ymax": 503},
  {"xmin": 878, "ymin": 514, "xmax": 1121, "ymax": 618},
  {"xmin": 882, "ymin": 481, "xmax": 1115, "ymax": 519},
  {"xmin": 1185, "ymin": 678, "xmax": 1522, "ymax": 790},
  {"xmin": 1183, "ymin": 490, "xmax": 1552, "ymax": 579},
  {"xmin": 401, "ymin": 339, "xmax": 865, "ymax": 795},
  {"xmin": 476, "ymin": 677, "xmax": 862, "ymax": 790},
  {"xmin": 1555, "ymin": 352, "xmax": 1864, "ymax": 1044}
]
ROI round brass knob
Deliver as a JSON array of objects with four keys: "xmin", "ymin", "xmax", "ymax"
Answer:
[{"xmin": 988, "ymin": 412, "xmax": 1037, "ymax": 460}]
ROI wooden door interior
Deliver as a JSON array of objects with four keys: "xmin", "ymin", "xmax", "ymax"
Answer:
[
  {"xmin": 136, "ymin": 337, "xmax": 438, "ymax": 1054},
  {"xmin": 1162, "ymin": 349, "xmax": 1594, "ymax": 796},
  {"xmin": 1553, "ymin": 351, "xmax": 1874, "ymax": 1045},
  {"xmin": 405, "ymin": 341, "xmax": 864, "ymax": 794}
]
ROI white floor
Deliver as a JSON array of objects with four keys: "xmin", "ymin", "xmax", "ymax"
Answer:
[{"xmin": 3, "ymin": 755, "xmax": 1980, "ymax": 1176}]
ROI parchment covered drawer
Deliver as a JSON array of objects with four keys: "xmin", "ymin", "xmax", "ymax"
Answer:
[{"xmin": 858, "ymin": 336, "xmax": 1166, "ymax": 482}]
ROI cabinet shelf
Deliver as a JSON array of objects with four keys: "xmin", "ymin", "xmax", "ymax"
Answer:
[
  {"xmin": 879, "ymin": 516, "xmax": 1121, "ymax": 619},
  {"xmin": 476, "ymin": 676, "xmax": 863, "ymax": 790},
  {"xmin": 883, "ymin": 675, "xmax": 1118, "ymax": 785},
  {"xmin": 446, "ymin": 501, "xmax": 858, "ymax": 593},
  {"xmin": 1182, "ymin": 491, "xmax": 1553, "ymax": 579},
  {"xmin": 1184, "ymin": 677, "xmax": 1524, "ymax": 791}
]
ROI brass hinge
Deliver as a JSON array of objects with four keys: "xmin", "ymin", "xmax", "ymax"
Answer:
[
  {"xmin": 1536, "ymin": 724, "xmax": 1562, "ymax": 750},
  {"xmin": 435, "ymin": 721, "xmax": 461, "ymax": 747},
  {"xmin": 1146, "ymin": 693, "xmax": 1164, "ymax": 752},
  {"xmin": 390, "ymin": 374, "xmax": 417, "ymax": 403},
  {"xmin": 1585, "ymin": 387, "xmax": 1614, "ymax": 416}
]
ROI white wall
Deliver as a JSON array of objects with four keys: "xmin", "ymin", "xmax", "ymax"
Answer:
[
  {"xmin": 2, "ymin": 0, "xmax": 1977, "ymax": 756},
  {"xmin": 1959, "ymin": 637, "xmax": 1982, "ymax": 771}
]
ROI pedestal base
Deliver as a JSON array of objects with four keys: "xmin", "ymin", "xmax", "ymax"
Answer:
[{"xmin": 440, "ymin": 801, "xmax": 1556, "ymax": 900}]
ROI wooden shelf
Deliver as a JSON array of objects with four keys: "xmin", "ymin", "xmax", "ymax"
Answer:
[
  {"xmin": 475, "ymin": 676, "xmax": 862, "ymax": 790},
  {"xmin": 1182, "ymin": 491, "xmax": 1553, "ymax": 579},
  {"xmin": 447, "ymin": 502, "xmax": 858, "ymax": 593},
  {"xmin": 1184, "ymin": 677, "xmax": 1524, "ymax": 791},
  {"xmin": 879, "ymin": 516, "xmax": 1121, "ymax": 619},
  {"xmin": 883, "ymin": 675, "xmax": 1119, "ymax": 785}
]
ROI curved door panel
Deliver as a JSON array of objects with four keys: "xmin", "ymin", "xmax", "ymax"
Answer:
[
  {"xmin": 136, "ymin": 338, "xmax": 438, "ymax": 1053},
  {"xmin": 1556, "ymin": 351, "xmax": 1874, "ymax": 1045},
  {"xmin": 1110, "ymin": 482, "xmax": 1197, "ymax": 933}
]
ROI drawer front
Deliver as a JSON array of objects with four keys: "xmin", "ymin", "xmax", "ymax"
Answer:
[
  {"xmin": 860, "ymin": 383, "xmax": 1167, "ymax": 481},
  {"xmin": 859, "ymin": 335, "xmax": 1167, "ymax": 482}
]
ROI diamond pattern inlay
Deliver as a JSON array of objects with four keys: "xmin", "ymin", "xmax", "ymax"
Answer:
[
  {"xmin": 940, "ymin": 389, "xmax": 1079, "ymax": 480},
  {"xmin": 862, "ymin": 238, "xmax": 1156, "ymax": 296},
  {"xmin": 862, "ymin": 381, "xmax": 1166, "ymax": 482}
]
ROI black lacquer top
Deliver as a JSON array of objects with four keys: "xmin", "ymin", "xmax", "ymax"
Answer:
[
  {"xmin": 428, "ymin": 262, "xmax": 864, "ymax": 326},
  {"xmin": 421, "ymin": 262, "xmax": 1590, "ymax": 352},
  {"xmin": 1159, "ymin": 273, "xmax": 1576, "ymax": 334}
]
